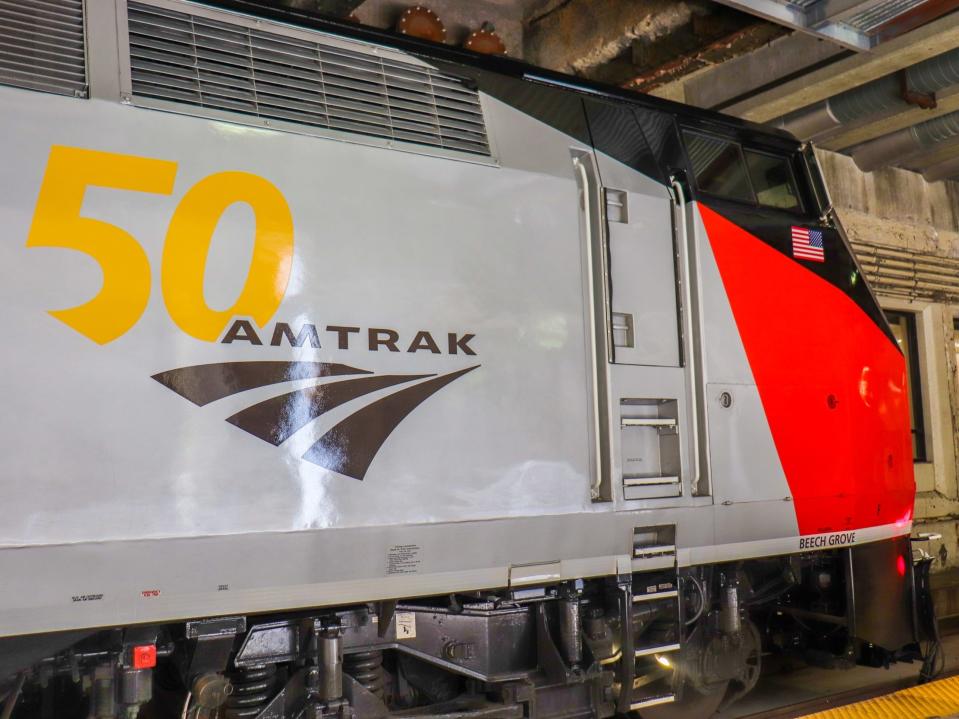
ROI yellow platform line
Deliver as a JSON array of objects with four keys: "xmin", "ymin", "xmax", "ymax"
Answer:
[{"xmin": 801, "ymin": 675, "xmax": 959, "ymax": 719}]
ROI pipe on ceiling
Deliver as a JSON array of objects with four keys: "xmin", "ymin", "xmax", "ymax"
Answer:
[
  {"xmin": 851, "ymin": 110, "xmax": 959, "ymax": 170},
  {"xmin": 920, "ymin": 153, "xmax": 959, "ymax": 182},
  {"xmin": 774, "ymin": 46, "xmax": 959, "ymax": 139}
]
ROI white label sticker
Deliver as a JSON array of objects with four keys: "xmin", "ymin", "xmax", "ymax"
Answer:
[
  {"xmin": 387, "ymin": 545, "xmax": 421, "ymax": 575},
  {"xmin": 395, "ymin": 611, "xmax": 416, "ymax": 640}
]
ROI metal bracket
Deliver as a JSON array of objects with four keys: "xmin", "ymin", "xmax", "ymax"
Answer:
[
  {"xmin": 615, "ymin": 582, "xmax": 635, "ymax": 714},
  {"xmin": 535, "ymin": 604, "xmax": 580, "ymax": 684},
  {"xmin": 900, "ymin": 70, "xmax": 938, "ymax": 109},
  {"xmin": 377, "ymin": 600, "xmax": 397, "ymax": 639}
]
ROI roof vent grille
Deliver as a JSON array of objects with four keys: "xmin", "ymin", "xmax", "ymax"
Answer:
[
  {"xmin": 126, "ymin": 2, "xmax": 490, "ymax": 156},
  {"xmin": 0, "ymin": 0, "xmax": 87, "ymax": 97}
]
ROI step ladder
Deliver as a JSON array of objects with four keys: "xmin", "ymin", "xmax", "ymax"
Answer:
[{"xmin": 625, "ymin": 526, "xmax": 682, "ymax": 712}]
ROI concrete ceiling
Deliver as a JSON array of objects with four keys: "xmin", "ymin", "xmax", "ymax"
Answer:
[{"xmin": 278, "ymin": 0, "xmax": 959, "ymax": 180}]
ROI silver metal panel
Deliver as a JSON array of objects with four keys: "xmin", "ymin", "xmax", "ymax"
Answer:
[
  {"xmin": 0, "ymin": 509, "xmax": 718, "ymax": 637},
  {"xmin": 710, "ymin": 0, "xmax": 872, "ymax": 49},
  {"xmin": 605, "ymin": 190, "xmax": 681, "ymax": 367},
  {"xmin": 592, "ymin": 148, "xmax": 680, "ymax": 370},
  {"xmin": 0, "ymin": 87, "xmax": 591, "ymax": 546},
  {"xmin": 716, "ymin": 0, "xmax": 936, "ymax": 49},
  {"xmin": 0, "ymin": 512, "xmax": 910, "ymax": 637},
  {"xmin": 0, "ymin": 0, "xmax": 87, "ymax": 97},
  {"xmin": 687, "ymin": 521, "xmax": 907, "ymax": 565},
  {"xmin": 844, "ymin": 0, "xmax": 926, "ymax": 32},
  {"xmin": 809, "ymin": 0, "xmax": 888, "ymax": 24},
  {"xmin": 714, "ymin": 499, "xmax": 799, "ymax": 546},
  {"xmin": 85, "ymin": 0, "xmax": 122, "ymax": 100},
  {"xmin": 706, "ymin": 383, "xmax": 793, "ymax": 505}
]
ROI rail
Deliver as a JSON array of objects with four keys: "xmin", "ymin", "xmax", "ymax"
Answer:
[
  {"xmin": 670, "ymin": 177, "xmax": 705, "ymax": 496},
  {"xmin": 574, "ymin": 153, "xmax": 611, "ymax": 501}
]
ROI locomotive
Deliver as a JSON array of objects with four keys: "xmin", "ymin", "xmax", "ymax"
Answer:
[{"xmin": 0, "ymin": 0, "xmax": 933, "ymax": 717}]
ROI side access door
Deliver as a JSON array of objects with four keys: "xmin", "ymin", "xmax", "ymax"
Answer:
[{"xmin": 581, "ymin": 99, "xmax": 709, "ymax": 504}]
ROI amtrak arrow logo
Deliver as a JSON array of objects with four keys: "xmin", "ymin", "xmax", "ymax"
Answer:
[{"xmin": 152, "ymin": 361, "xmax": 478, "ymax": 480}]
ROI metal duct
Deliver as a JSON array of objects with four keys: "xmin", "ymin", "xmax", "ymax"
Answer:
[
  {"xmin": 829, "ymin": 74, "xmax": 903, "ymax": 122},
  {"xmin": 910, "ymin": 47, "xmax": 959, "ymax": 95},
  {"xmin": 772, "ymin": 103, "xmax": 839, "ymax": 138},
  {"xmin": 778, "ymin": 46, "xmax": 959, "ymax": 139},
  {"xmin": 852, "ymin": 109, "xmax": 959, "ymax": 170},
  {"xmin": 914, "ymin": 111, "xmax": 959, "ymax": 144},
  {"xmin": 921, "ymin": 154, "xmax": 959, "ymax": 182}
]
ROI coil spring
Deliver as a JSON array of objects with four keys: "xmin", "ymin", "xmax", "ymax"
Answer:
[
  {"xmin": 343, "ymin": 650, "xmax": 385, "ymax": 699},
  {"xmin": 223, "ymin": 664, "xmax": 277, "ymax": 719}
]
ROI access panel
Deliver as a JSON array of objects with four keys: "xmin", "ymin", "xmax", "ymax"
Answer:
[
  {"xmin": 584, "ymin": 100, "xmax": 681, "ymax": 368},
  {"xmin": 605, "ymin": 187, "xmax": 680, "ymax": 367}
]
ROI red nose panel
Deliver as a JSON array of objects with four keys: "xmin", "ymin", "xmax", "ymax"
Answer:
[{"xmin": 700, "ymin": 204, "xmax": 914, "ymax": 535}]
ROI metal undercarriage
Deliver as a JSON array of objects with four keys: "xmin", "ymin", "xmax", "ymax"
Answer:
[{"xmin": 0, "ymin": 537, "xmax": 934, "ymax": 719}]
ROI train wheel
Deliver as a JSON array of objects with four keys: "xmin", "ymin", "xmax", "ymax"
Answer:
[{"xmin": 634, "ymin": 682, "xmax": 729, "ymax": 719}]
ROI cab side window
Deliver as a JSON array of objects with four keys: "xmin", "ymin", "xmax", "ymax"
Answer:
[
  {"xmin": 683, "ymin": 132, "xmax": 752, "ymax": 203},
  {"xmin": 682, "ymin": 130, "xmax": 803, "ymax": 213},
  {"xmin": 744, "ymin": 150, "xmax": 801, "ymax": 211}
]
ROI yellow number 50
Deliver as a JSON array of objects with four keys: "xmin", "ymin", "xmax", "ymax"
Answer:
[{"xmin": 26, "ymin": 145, "xmax": 295, "ymax": 344}]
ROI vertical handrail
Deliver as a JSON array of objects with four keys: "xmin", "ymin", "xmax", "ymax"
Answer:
[
  {"xmin": 670, "ymin": 178, "xmax": 703, "ymax": 495},
  {"xmin": 574, "ymin": 154, "xmax": 609, "ymax": 501}
]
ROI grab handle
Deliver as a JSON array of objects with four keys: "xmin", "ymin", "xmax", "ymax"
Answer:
[
  {"xmin": 574, "ymin": 152, "xmax": 611, "ymax": 501},
  {"xmin": 669, "ymin": 177, "xmax": 706, "ymax": 495}
]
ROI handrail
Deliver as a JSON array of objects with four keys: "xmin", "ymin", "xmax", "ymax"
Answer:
[
  {"xmin": 574, "ymin": 155, "xmax": 607, "ymax": 501},
  {"xmin": 670, "ymin": 178, "xmax": 702, "ymax": 495}
]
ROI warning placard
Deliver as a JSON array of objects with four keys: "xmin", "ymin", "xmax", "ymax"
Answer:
[
  {"xmin": 387, "ymin": 544, "xmax": 421, "ymax": 575},
  {"xmin": 395, "ymin": 611, "xmax": 416, "ymax": 640}
]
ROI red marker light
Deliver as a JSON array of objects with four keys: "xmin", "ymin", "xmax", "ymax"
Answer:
[
  {"xmin": 896, "ymin": 555, "xmax": 907, "ymax": 578},
  {"xmin": 132, "ymin": 644, "xmax": 157, "ymax": 670}
]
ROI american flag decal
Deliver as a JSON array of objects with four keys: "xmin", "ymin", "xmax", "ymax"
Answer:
[{"xmin": 791, "ymin": 226, "xmax": 825, "ymax": 262}]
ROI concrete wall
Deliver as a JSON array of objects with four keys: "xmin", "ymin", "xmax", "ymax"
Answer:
[
  {"xmin": 523, "ymin": 0, "xmax": 703, "ymax": 75},
  {"xmin": 818, "ymin": 150, "xmax": 959, "ymax": 574},
  {"xmin": 351, "ymin": 0, "xmax": 703, "ymax": 77}
]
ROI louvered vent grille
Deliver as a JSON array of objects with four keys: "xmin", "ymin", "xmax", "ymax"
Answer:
[
  {"xmin": 0, "ymin": 0, "xmax": 87, "ymax": 97},
  {"xmin": 126, "ymin": 2, "xmax": 490, "ymax": 156},
  {"xmin": 852, "ymin": 240, "xmax": 959, "ymax": 303}
]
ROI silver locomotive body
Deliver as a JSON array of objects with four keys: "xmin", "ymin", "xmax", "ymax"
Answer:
[{"xmin": 0, "ymin": 1, "xmax": 923, "ymax": 717}]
